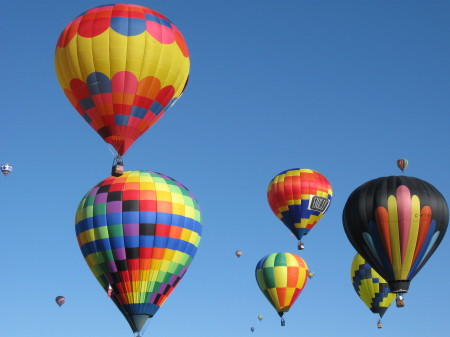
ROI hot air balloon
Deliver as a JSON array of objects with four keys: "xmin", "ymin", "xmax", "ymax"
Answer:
[
  {"xmin": 308, "ymin": 271, "xmax": 315, "ymax": 279},
  {"xmin": 257, "ymin": 315, "xmax": 263, "ymax": 321},
  {"xmin": 250, "ymin": 327, "xmax": 255, "ymax": 333},
  {"xmin": 397, "ymin": 159, "xmax": 409, "ymax": 173},
  {"xmin": 55, "ymin": 4, "xmax": 190, "ymax": 165},
  {"xmin": 75, "ymin": 171, "xmax": 202, "ymax": 335},
  {"xmin": 55, "ymin": 296, "xmax": 65, "ymax": 307},
  {"xmin": 255, "ymin": 253, "xmax": 308, "ymax": 326},
  {"xmin": 1, "ymin": 163, "xmax": 12, "ymax": 176},
  {"xmin": 351, "ymin": 253, "xmax": 396, "ymax": 328},
  {"xmin": 235, "ymin": 250, "xmax": 243, "ymax": 258},
  {"xmin": 343, "ymin": 176, "xmax": 448, "ymax": 294},
  {"xmin": 267, "ymin": 169, "xmax": 332, "ymax": 249}
]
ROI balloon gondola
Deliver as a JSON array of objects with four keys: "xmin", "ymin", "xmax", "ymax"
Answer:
[{"xmin": 396, "ymin": 294, "xmax": 405, "ymax": 307}]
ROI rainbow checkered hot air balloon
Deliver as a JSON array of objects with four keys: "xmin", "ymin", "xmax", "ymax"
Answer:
[
  {"xmin": 55, "ymin": 4, "xmax": 190, "ymax": 157},
  {"xmin": 255, "ymin": 253, "xmax": 309, "ymax": 326},
  {"xmin": 75, "ymin": 171, "xmax": 202, "ymax": 334},
  {"xmin": 267, "ymin": 169, "xmax": 332, "ymax": 249}
]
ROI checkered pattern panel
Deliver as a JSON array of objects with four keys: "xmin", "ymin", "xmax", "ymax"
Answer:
[
  {"xmin": 350, "ymin": 254, "xmax": 395, "ymax": 317},
  {"xmin": 255, "ymin": 253, "xmax": 308, "ymax": 314},
  {"xmin": 75, "ymin": 171, "xmax": 202, "ymax": 317},
  {"xmin": 267, "ymin": 168, "xmax": 332, "ymax": 241}
]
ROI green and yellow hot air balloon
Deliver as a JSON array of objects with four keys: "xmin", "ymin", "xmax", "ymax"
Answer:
[{"xmin": 255, "ymin": 253, "xmax": 308, "ymax": 326}]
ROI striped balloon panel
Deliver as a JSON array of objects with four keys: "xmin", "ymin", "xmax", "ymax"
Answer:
[
  {"xmin": 75, "ymin": 171, "xmax": 202, "ymax": 317},
  {"xmin": 350, "ymin": 254, "xmax": 395, "ymax": 318},
  {"xmin": 255, "ymin": 253, "xmax": 308, "ymax": 314},
  {"xmin": 267, "ymin": 168, "xmax": 332, "ymax": 240},
  {"xmin": 55, "ymin": 4, "xmax": 190, "ymax": 155}
]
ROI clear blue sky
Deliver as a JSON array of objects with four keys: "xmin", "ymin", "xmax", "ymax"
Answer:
[{"xmin": 1, "ymin": 0, "xmax": 449, "ymax": 336}]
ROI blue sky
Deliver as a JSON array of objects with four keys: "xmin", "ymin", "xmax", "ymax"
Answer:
[{"xmin": 1, "ymin": 0, "xmax": 450, "ymax": 336}]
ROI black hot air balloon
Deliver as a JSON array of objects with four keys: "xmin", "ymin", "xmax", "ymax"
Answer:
[
  {"xmin": 343, "ymin": 176, "xmax": 448, "ymax": 293},
  {"xmin": 55, "ymin": 296, "xmax": 65, "ymax": 307}
]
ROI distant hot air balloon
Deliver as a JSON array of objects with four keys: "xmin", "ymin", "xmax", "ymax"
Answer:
[
  {"xmin": 250, "ymin": 327, "xmax": 255, "ymax": 333},
  {"xmin": 235, "ymin": 250, "xmax": 243, "ymax": 258},
  {"xmin": 343, "ymin": 176, "xmax": 448, "ymax": 293},
  {"xmin": 255, "ymin": 253, "xmax": 308, "ymax": 326},
  {"xmin": 55, "ymin": 4, "xmax": 190, "ymax": 159},
  {"xmin": 1, "ymin": 163, "xmax": 12, "ymax": 176},
  {"xmin": 351, "ymin": 253, "xmax": 396, "ymax": 328},
  {"xmin": 267, "ymin": 169, "xmax": 332, "ymax": 249},
  {"xmin": 308, "ymin": 271, "xmax": 315, "ymax": 279},
  {"xmin": 397, "ymin": 159, "xmax": 409, "ymax": 173},
  {"xmin": 75, "ymin": 171, "xmax": 202, "ymax": 335},
  {"xmin": 257, "ymin": 315, "xmax": 263, "ymax": 321},
  {"xmin": 55, "ymin": 296, "xmax": 65, "ymax": 307}
]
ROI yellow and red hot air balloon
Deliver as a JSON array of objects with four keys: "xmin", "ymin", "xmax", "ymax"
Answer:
[
  {"xmin": 255, "ymin": 253, "xmax": 309, "ymax": 326},
  {"xmin": 267, "ymin": 169, "xmax": 332, "ymax": 249},
  {"xmin": 55, "ymin": 4, "xmax": 190, "ymax": 159}
]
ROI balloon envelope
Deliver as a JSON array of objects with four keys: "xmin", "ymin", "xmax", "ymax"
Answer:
[
  {"xmin": 255, "ymin": 253, "xmax": 308, "ymax": 316},
  {"xmin": 1, "ymin": 163, "xmax": 12, "ymax": 176},
  {"xmin": 75, "ymin": 171, "xmax": 202, "ymax": 333},
  {"xmin": 343, "ymin": 176, "xmax": 448, "ymax": 293},
  {"xmin": 267, "ymin": 169, "xmax": 332, "ymax": 244},
  {"xmin": 397, "ymin": 159, "xmax": 409, "ymax": 172},
  {"xmin": 351, "ymin": 253, "xmax": 395, "ymax": 318},
  {"xmin": 55, "ymin": 296, "xmax": 65, "ymax": 307},
  {"xmin": 235, "ymin": 250, "xmax": 243, "ymax": 258},
  {"xmin": 55, "ymin": 4, "xmax": 190, "ymax": 156}
]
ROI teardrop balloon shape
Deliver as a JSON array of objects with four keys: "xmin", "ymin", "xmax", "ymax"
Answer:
[
  {"xmin": 343, "ymin": 176, "xmax": 448, "ymax": 293},
  {"xmin": 55, "ymin": 4, "xmax": 190, "ymax": 156},
  {"xmin": 267, "ymin": 169, "xmax": 332, "ymax": 248},
  {"xmin": 1, "ymin": 163, "xmax": 12, "ymax": 176},
  {"xmin": 397, "ymin": 159, "xmax": 409, "ymax": 173},
  {"xmin": 75, "ymin": 171, "xmax": 202, "ymax": 334},
  {"xmin": 350, "ymin": 253, "xmax": 395, "ymax": 319},
  {"xmin": 55, "ymin": 296, "xmax": 65, "ymax": 307},
  {"xmin": 255, "ymin": 253, "xmax": 309, "ymax": 323}
]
